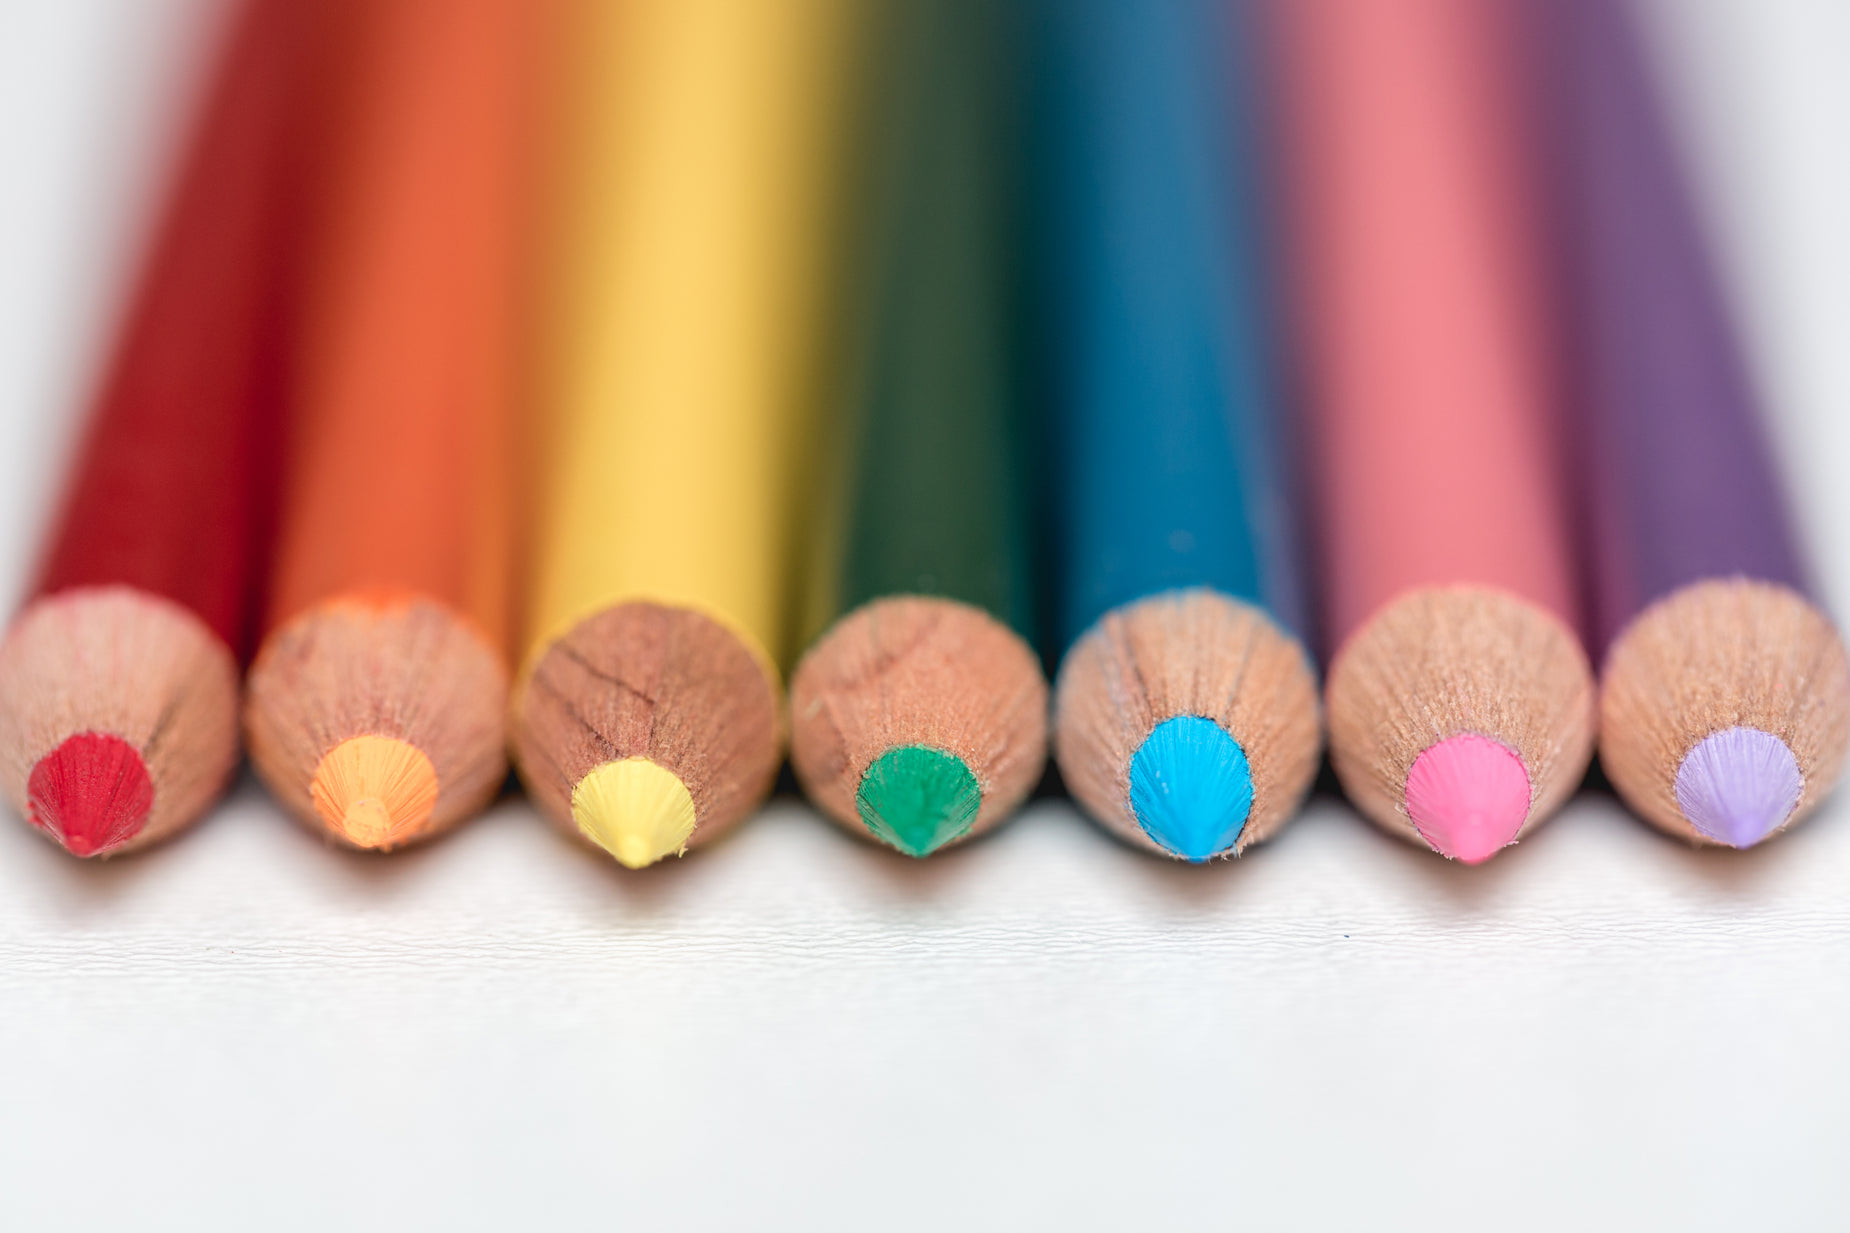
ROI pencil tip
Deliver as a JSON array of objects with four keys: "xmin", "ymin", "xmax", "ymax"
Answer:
[
  {"xmin": 856, "ymin": 745, "xmax": 980, "ymax": 857},
  {"xmin": 26, "ymin": 731, "xmax": 153, "ymax": 857},
  {"xmin": 312, "ymin": 735, "xmax": 439, "ymax": 850},
  {"xmin": 1674, "ymin": 727, "xmax": 1802, "ymax": 848},
  {"xmin": 1404, "ymin": 733, "xmax": 1530, "ymax": 864},
  {"xmin": 1127, "ymin": 715, "xmax": 1252, "ymax": 861},
  {"xmin": 573, "ymin": 757, "xmax": 697, "ymax": 869}
]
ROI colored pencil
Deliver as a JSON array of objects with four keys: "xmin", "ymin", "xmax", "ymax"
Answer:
[
  {"xmin": 788, "ymin": 0, "xmax": 1046, "ymax": 859},
  {"xmin": 1545, "ymin": 0, "xmax": 1850, "ymax": 847},
  {"xmin": 1272, "ymin": 0, "xmax": 1595, "ymax": 863},
  {"xmin": 510, "ymin": 0, "xmax": 854, "ymax": 869},
  {"xmin": 242, "ymin": 0, "xmax": 550, "ymax": 851},
  {"xmin": 1034, "ymin": 0, "xmax": 1319, "ymax": 862},
  {"xmin": 0, "ymin": 0, "xmax": 316, "ymax": 858}
]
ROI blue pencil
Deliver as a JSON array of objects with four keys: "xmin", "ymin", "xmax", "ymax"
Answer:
[{"xmin": 1034, "ymin": 0, "xmax": 1320, "ymax": 861}]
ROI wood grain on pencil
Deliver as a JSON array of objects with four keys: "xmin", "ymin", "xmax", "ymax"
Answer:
[
  {"xmin": 1056, "ymin": 590, "xmax": 1319, "ymax": 858},
  {"xmin": 1600, "ymin": 580, "xmax": 1850, "ymax": 844},
  {"xmin": 0, "ymin": 0, "xmax": 314, "ymax": 857},
  {"xmin": 244, "ymin": 0, "xmax": 546, "ymax": 851},
  {"xmin": 513, "ymin": 602, "xmax": 782, "ymax": 861},
  {"xmin": 1326, "ymin": 586, "xmax": 1593, "ymax": 848},
  {"xmin": 1274, "ymin": 0, "xmax": 1593, "ymax": 862},
  {"xmin": 792, "ymin": 598, "xmax": 1045, "ymax": 856}
]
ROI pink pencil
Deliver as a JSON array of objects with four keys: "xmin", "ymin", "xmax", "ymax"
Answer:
[{"xmin": 1270, "ymin": 0, "xmax": 1595, "ymax": 862}]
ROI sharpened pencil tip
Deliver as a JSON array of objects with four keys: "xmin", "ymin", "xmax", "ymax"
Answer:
[
  {"xmin": 312, "ymin": 735, "xmax": 439, "ymax": 850},
  {"xmin": 1404, "ymin": 733, "xmax": 1531, "ymax": 864},
  {"xmin": 1127, "ymin": 715, "xmax": 1252, "ymax": 861},
  {"xmin": 27, "ymin": 731, "xmax": 153, "ymax": 857},
  {"xmin": 573, "ymin": 757, "xmax": 697, "ymax": 868},
  {"xmin": 1674, "ymin": 727, "xmax": 1802, "ymax": 848},
  {"xmin": 856, "ymin": 745, "xmax": 980, "ymax": 857}
]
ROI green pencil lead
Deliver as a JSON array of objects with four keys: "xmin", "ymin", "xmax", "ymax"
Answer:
[{"xmin": 855, "ymin": 745, "xmax": 981, "ymax": 857}]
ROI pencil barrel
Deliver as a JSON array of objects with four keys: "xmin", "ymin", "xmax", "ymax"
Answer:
[
  {"xmin": 1273, "ymin": 0, "xmax": 1578, "ymax": 649},
  {"xmin": 30, "ymin": 0, "xmax": 320, "ymax": 658},
  {"xmin": 1033, "ymin": 0, "xmax": 1304, "ymax": 655},
  {"xmin": 808, "ymin": 0, "xmax": 1036, "ymax": 640},
  {"xmin": 1543, "ymin": 0, "xmax": 1808, "ymax": 651}
]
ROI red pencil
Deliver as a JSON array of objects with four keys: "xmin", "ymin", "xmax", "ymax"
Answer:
[{"xmin": 0, "ymin": 0, "xmax": 322, "ymax": 857}]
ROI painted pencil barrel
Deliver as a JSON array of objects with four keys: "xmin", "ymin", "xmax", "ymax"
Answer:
[
  {"xmin": 1545, "ymin": 0, "xmax": 1850, "ymax": 847},
  {"xmin": 810, "ymin": 0, "xmax": 1036, "ymax": 634},
  {"xmin": 0, "ymin": 0, "xmax": 317, "ymax": 857},
  {"xmin": 511, "ymin": 0, "xmax": 854, "ymax": 869},
  {"xmin": 1272, "ymin": 0, "xmax": 1594, "ymax": 862},
  {"xmin": 788, "ymin": 0, "xmax": 1047, "ymax": 859},
  {"xmin": 1033, "ymin": 0, "xmax": 1318, "ymax": 861},
  {"xmin": 245, "ymin": 0, "xmax": 547, "ymax": 852}
]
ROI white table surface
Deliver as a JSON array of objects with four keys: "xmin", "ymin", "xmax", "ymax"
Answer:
[{"xmin": 2, "ymin": 3, "xmax": 1846, "ymax": 1230}]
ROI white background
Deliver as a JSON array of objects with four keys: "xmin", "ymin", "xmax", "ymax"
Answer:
[{"xmin": 1, "ymin": 2, "xmax": 1846, "ymax": 1229}]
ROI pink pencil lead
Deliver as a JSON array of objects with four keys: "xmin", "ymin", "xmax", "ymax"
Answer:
[{"xmin": 1404, "ymin": 733, "xmax": 1531, "ymax": 864}]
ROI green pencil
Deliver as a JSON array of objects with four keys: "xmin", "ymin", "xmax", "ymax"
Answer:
[{"xmin": 789, "ymin": 0, "xmax": 1045, "ymax": 858}]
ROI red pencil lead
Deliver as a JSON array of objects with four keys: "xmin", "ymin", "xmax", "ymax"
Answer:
[{"xmin": 27, "ymin": 732, "xmax": 154, "ymax": 858}]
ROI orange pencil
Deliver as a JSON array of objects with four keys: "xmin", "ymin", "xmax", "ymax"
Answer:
[
  {"xmin": 244, "ymin": 0, "xmax": 550, "ymax": 850},
  {"xmin": 1272, "ymin": 0, "xmax": 1595, "ymax": 862}
]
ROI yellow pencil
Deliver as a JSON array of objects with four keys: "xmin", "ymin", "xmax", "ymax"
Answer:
[{"xmin": 510, "ymin": 0, "xmax": 854, "ymax": 869}]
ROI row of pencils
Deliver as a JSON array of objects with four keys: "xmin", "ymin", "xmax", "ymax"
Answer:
[{"xmin": 2, "ymin": 0, "xmax": 1844, "ymax": 871}]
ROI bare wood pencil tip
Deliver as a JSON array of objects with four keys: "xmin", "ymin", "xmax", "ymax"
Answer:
[
  {"xmin": 512, "ymin": 599, "xmax": 782, "ymax": 863},
  {"xmin": 1327, "ymin": 585, "xmax": 1595, "ymax": 862},
  {"xmin": 1601, "ymin": 577, "xmax": 1850, "ymax": 847},
  {"xmin": 790, "ymin": 595, "xmax": 1046, "ymax": 855},
  {"xmin": 0, "ymin": 585, "xmax": 239, "ymax": 857},
  {"xmin": 1054, "ymin": 588, "xmax": 1320, "ymax": 861},
  {"xmin": 245, "ymin": 594, "xmax": 507, "ymax": 851}
]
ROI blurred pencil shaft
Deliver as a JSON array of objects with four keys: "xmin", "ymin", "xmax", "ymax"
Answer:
[
  {"xmin": 527, "ymin": 0, "xmax": 855, "ymax": 667},
  {"xmin": 34, "ymin": 0, "xmax": 321, "ymax": 657},
  {"xmin": 268, "ymin": 0, "xmax": 549, "ymax": 650},
  {"xmin": 814, "ymin": 0, "xmax": 1033, "ymax": 638},
  {"xmin": 1275, "ymin": 0, "xmax": 1576, "ymax": 647},
  {"xmin": 1037, "ymin": 0, "xmax": 1302, "ymax": 652},
  {"xmin": 1546, "ymin": 0, "xmax": 1805, "ymax": 650}
]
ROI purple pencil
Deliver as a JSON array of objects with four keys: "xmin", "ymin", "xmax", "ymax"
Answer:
[{"xmin": 1549, "ymin": 0, "xmax": 1850, "ymax": 847}]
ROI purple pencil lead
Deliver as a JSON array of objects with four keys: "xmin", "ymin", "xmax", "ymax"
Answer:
[{"xmin": 1673, "ymin": 726, "xmax": 1804, "ymax": 848}]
